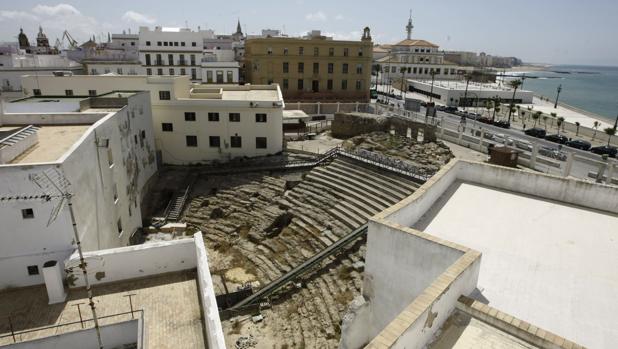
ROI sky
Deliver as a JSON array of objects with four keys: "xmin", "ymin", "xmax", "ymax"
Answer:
[{"xmin": 1, "ymin": 0, "xmax": 617, "ymax": 66}]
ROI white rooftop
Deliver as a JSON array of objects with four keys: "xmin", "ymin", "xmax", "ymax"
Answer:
[{"xmin": 413, "ymin": 181, "xmax": 618, "ymax": 349}]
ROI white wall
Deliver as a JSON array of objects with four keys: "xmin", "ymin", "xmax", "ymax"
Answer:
[
  {"xmin": 5, "ymin": 319, "xmax": 139, "ymax": 349},
  {"xmin": 194, "ymin": 233, "xmax": 226, "ymax": 349},
  {"xmin": 65, "ymin": 239, "xmax": 196, "ymax": 287}
]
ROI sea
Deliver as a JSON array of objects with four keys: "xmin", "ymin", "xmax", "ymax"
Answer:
[{"xmin": 505, "ymin": 65, "xmax": 618, "ymax": 124}]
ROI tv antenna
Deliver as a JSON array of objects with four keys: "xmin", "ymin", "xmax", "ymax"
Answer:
[{"xmin": 29, "ymin": 168, "xmax": 104, "ymax": 349}]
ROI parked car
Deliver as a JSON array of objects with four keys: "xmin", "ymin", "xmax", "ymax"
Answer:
[
  {"xmin": 565, "ymin": 139, "xmax": 592, "ymax": 150},
  {"xmin": 444, "ymin": 106, "xmax": 459, "ymax": 113},
  {"xmin": 478, "ymin": 117, "xmax": 493, "ymax": 124},
  {"xmin": 492, "ymin": 133, "xmax": 514, "ymax": 146},
  {"xmin": 524, "ymin": 127, "xmax": 546, "ymax": 138},
  {"xmin": 545, "ymin": 134, "xmax": 569, "ymax": 144},
  {"xmin": 539, "ymin": 146, "xmax": 567, "ymax": 161},
  {"xmin": 590, "ymin": 145, "xmax": 618, "ymax": 157},
  {"xmin": 493, "ymin": 120, "xmax": 511, "ymax": 129}
]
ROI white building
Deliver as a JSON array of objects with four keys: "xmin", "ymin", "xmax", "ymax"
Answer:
[
  {"xmin": 0, "ymin": 51, "xmax": 82, "ymax": 98},
  {"xmin": 406, "ymin": 78, "xmax": 534, "ymax": 106},
  {"xmin": 139, "ymin": 26, "xmax": 216, "ymax": 81},
  {"xmin": 374, "ymin": 16, "xmax": 472, "ymax": 82},
  {"xmin": 21, "ymin": 75, "xmax": 285, "ymax": 165},
  {"xmin": 0, "ymin": 91, "xmax": 157, "ymax": 289}
]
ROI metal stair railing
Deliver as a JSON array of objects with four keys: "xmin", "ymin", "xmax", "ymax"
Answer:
[{"xmin": 230, "ymin": 224, "xmax": 368, "ymax": 310}]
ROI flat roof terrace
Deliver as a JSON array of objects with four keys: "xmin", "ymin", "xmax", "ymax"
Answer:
[
  {"xmin": 412, "ymin": 180, "xmax": 618, "ymax": 348},
  {"xmin": 0, "ymin": 271, "xmax": 205, "ymax": 348},
  {"xmin": 9, "ymin": 125, "xmax": 91, "ymax": 164}
]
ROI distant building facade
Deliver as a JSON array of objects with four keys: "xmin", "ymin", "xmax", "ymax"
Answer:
[
  {"xmin": 245, "ymin": 28, "xmax": 373, "ymax": 102},
  {"xmin": 21, "ymin": 75, "xmax": 284, "ymax": 165}
]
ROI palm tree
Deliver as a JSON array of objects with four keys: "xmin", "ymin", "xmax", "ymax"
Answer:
[
  {"xmin": 575, "ymin": 122, "xmax": 581, "ymax": 136},
  {"xmin": 604, "ymin": 127, "xmax": 616, "ymax": 146},
  {"xmin": 373, "ymin": 64, "xmax": 381, "ymax": 89},
  {"xmin": 516, "ymin": 105, "xmax": 521, "ymax": 121},
  {"xmin": 550, "ymin": 112, "xmax": 557, "ymax": 128},
  {"xmin": 542, "ymin": 115, "xmax": 549, "ymax": 130},
  {"xmin": 485, "ymin": 100, "xmax": 492, "ymax": 117},
  {"xmin": 592, "ymin": 121, "xmax": 600, "ymax": 140},
  {"xmin": 507, "ymin": 79, "xmax": 523, "ymax": 123},
  {"xmin": 557, "ymin": 117, "xmax": 565, "ymax": 135},
  {"xmin": 532, "ymin": 111, "xmax": 541, "ymax": 127},
  {"xmin": 491, "ymin": 97, "xmax": 501, "ymax": 122}
]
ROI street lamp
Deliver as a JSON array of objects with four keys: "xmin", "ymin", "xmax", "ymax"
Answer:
[
  {"xmin": 554, "ymin": 84, "xmax": 562, "ymax": 109},
  {"xmin": 462, "ymin": 73, "xmax": 472, "ymax": 111}
]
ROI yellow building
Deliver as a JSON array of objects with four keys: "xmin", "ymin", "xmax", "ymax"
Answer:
[{"xmin": 244, "ymin": 28, "xmax": 373, "ymax": 102}]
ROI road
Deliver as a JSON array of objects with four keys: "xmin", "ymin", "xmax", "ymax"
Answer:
[{"xmin": 376, "ymin": 92, "xmax": 612, "ymax": 181}]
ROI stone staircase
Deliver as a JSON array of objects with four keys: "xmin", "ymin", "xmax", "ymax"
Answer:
[{"xmin": 183, "ymin": 157, "xmax": 421, "ymax": 347}]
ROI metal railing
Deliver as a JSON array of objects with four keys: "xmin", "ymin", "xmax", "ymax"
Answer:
[{"xmin": 0, "ymin": 309, "xmax": 143, "ymax": 344}]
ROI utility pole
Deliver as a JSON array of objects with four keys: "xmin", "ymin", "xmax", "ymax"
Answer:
[
  {"xmin": 462, "ymin": 74, "xmax": 471, "ymax": 111},
  {"xmin": 429, "ymin": 69, "xmax": 436, "ymax": 102},
  {"xmin": 554, "ymin": 84, "xmax": 562, "ymax": 109}
]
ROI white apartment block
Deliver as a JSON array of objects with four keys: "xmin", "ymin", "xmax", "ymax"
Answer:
[
  {"xmin": 139, "ymin": 26, "xmax": 216, "ymax": 81},
  {"xmin": 0, "ymin": 91, "xmax": 157, "ymax": 289},
  {"xmin": 21, "ymin": 75, "xmax": 285, "ymax": 165}
]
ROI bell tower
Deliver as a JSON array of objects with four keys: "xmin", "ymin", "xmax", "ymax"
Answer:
[{"xmin": 406, "ymin": 10, "xmax": 414, "ymax": 40}]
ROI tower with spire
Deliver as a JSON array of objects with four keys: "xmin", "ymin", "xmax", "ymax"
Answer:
[
  {"xmin": 406, "ymin": 10, "xmax": 414, "ymax": 40},
  {"xmin": 232, "ymin": 19, "xmax": 244, "ymax": 41},
  {"xmin": 36, "ymin": 26, "xmax": 50, "ymax": 48}
]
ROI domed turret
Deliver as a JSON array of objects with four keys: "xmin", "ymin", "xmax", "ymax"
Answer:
[{"xmin": 18, "ymin": 28, "xmax": 30, "ymax": 49}]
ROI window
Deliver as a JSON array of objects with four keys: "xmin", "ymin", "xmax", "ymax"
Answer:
[
  {"xmin": 356, "ymin": 80, "xmax": 362, "ymax": 90},
  {"xmin": 327, "ymin": 79, "xmax": 333, "ymax": 90},
  {"xmin": 21, "ymin": 208, "xmax": 34, "ymax": 219},
  {"xmin": 216, "ymin": 70, "xmax": 224, "ymax": 83},
  {"xmin": 297, "ymin": 79, "xmax": 304, "ymax": 90},
  {"xmin": 255, "ymin": 113, "xmax": 267, "ymax": 123},
  {"xmin": 283, "ymin": 62, "xmax": 289, "ymax": 73},
  {"xmin": 298, "ymin": 62, "xmax": 304, "ymax": 73},
  {"xmin": 184, "ymin": 112, "xmax": 196, "ymax": 121},
  {"xmin": 157, "ymin": 41, "xmax": 162, "ymax": 46},
  {"xmin": 283, "ymin": 79, "xmax": 289, "ymax": 89},
  {"xmin": 181, "ymin": 42, "xmax": 185, "ymax": 47},
  {"xmin": 145, "ymin": 54, "xmax": 151, "ymax": 65},
  {"xmin": 328, "ymin": 63, "xmax": 334, "ymax": 74},
  {"xmin": 312, "ymin": 80, "xmax": 319, "ymax": 92},
  {"xmin": 107, "ymin": 147, "xmax": 114, "ymax": 167},
  {"xmin": 156, "ymin": 54, "xmax": 162, "ymax": 65},
  {"xmin": 191, "ymin": 68, "xmax": 197, "ymax": 80},
  {"xmin": 159, "ymin": 91, "xmax": 171, "ymax": 100},
  {"xmin": 209, "ymin": 136, "xmax": 220, "ymax": 147},
  {"xmin": 392, "ymin": 66, "xmax": 397, "ymax": 73},
  {"xmin": 190, "ymin": 54, "xmax": 196, "ymax": 65},
  {"xmin": 192, "ymin": 42, "xmax": 197, "ymax": 47},
  {"xmin": 157, "ymin": 68, "xmax": 163, "ymax": 75},
  {"xmin": 229, "ymin": 113, "xmax": 240, "ymax": 122},
  {"xmin": 169, "ymin": 68, "xmax": 174, "ymax": 75},
  {"xmin": 313, "ymin": 62, "xmax": 319, "ymax": 74},
  {"xmin": 314, "ymin": 47, "xmax": 319, "ymax": 56},
  {"xmin": 342, "ymin": 63, "xmax": 348, "ymax": 74},
  {"xmin": 341, "ymin": 79, "xmax": 348, "ymax": 90},
  {"xmin": 164, "ymin": 42, "xmax": 168, "ymax": 46},
  {"xmin": 299, "ymin": 47, "xmax": 304, "ymax": 55},
  {"xmin": 186, "ymin": 135, "xmax": 198, "ymax": 147},
  {"xmin": 146, "ymin": 41, "xmax": 151, "ymax": 46},
  {"xmin": 88, "ymin": 90, "xmax": 97, "ymax": 96},
  {"xmin": 267, "ymin": 47, "xmax": 273, "ymax": 55},
  {"xmin": 358, "ymin": 48, "xmax": 363, "ymax": 57},
  {"xmin": 329, "ymin": 47, "xmax": 334, "ymax": 56},
  {"xmin": 168, "ymin": 54, "xmax": 174, "ymax": 65},
  {"xmin": 413, "ymin": 67, "xmax": 417, "ymax": 74},
  {"xmin": 208, "ymin": 112, "xmax": 219, "ymax": 121},
  {"xmin": 283, "ymin": 48, "xmax": 288, "ymax": 55},
  {"xmin": 256, "ymin": 137, "xmax": 267, "ymax": 149},
  {"xmin": 33, "ymin": 89, "xmax": 41, "ymax": 96},
  {"xmin": 179, "ymin": 54, "xmax": 185, "ymax": 65},
  {"xmin": 174, "ymin": 42, "xmax": 178, "ymax": 46},
  {"xmin": 117, "ymin": 218, "xmax": 123, "ymax": 236},
  {"xmin": 227, "ymin": 71, "xmax": 233, "ymax": 82},
  {"xmin": 27, "ymin": 265, "xmax": 39, "ymax": 275},
  {"xmin": 180, "ymin": 68, "xmax": 186, "ymax": 75},
  {"xmin": 343, "ymin": 48, "xmax": 349, "ymax": 57},
  {"xmin": 146, "ymin": 68, "xmax": 152, "ymax": 75},
  {"xmin": 162, "ymin": 123, "xmax": 173, "ymax": 132},
  {"xmin": 65, "ymin": 90, "xmax": 73, "ymax": 96},
  {"xmin": 356, "ymin": 64, "xmax": 363, "ymax": 74},
  {"xmin": 230, "ymin": 135, "xmax": 242, "ymax": 148}
]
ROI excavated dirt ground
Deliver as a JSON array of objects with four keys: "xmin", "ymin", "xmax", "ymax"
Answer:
[{"xmin": 145, "ymin": 132, "xmax": 453, "ymax": 349}]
